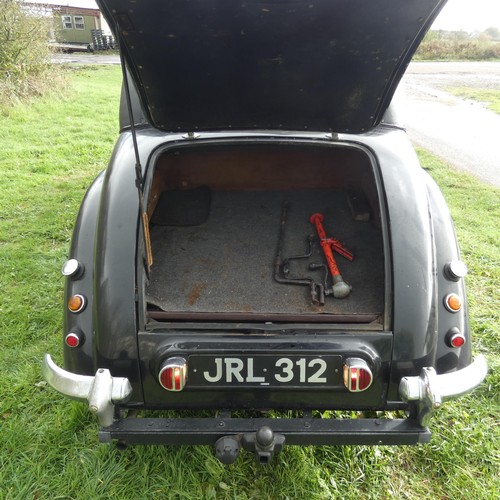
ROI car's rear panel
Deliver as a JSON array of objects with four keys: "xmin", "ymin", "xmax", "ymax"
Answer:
[
  {"xmin": 138, "ymin": 330, "xmax": 393, "ymax": 409},
  {"xmin": 136, "ymin": 138, "xmax": 391, "ymax": 408}
]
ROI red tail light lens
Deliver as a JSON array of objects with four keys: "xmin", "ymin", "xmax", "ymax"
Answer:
[
  {"xmin": 65, "ymin": 331, "xmax": 83, "ymax": 348},
  {"xmin": 450, "ymin": 334, "xmax": 466, "ymax": 348},
  {"xmin": 343, "ymin": 358, "xmax": 373, "ymax": 392},
  {"xmin": 447, "ymin": 328, "xmax": 466, "ymax": 348},
  {"xmin": 158, "ymin": 357, "xmax": 188, "ymax": 391}
]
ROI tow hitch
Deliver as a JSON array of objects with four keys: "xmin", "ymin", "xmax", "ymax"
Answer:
[
  {"xmin": 215, "ymin": 426, "xmax": 286, "ymax": 465},
  {"xmin": 98, "ymin": 415, "xmax": 431, "ymax": 465}
]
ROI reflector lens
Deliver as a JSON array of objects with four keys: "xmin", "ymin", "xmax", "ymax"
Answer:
[
  {"xmin": 451, "ymin": 335, "xmax": 465, "ymax": 348},
  {"xmin": 159, "ymin": 357, "xmax": 187, "ymax": 391},
  {"xmin": 444, "ymin": 293, "xmax": 462, "ymax": 313},
  {"xmin": 343, "ymin": 358, "xmax": 373, "ymax": 392},
  {"xmin": 449, "ymin": 332, "xmax": 466, "ymax": 348},
  {"xmin": 65, "ymin": 332, "xmax": 82, "ymax": 348},
  {"xmin": 445, "ymin": 327, "xmax": 466, "ymax": 349},
  {"xmin": 67, "ymin": 294, "xmax": 86, "ymax": 313}
]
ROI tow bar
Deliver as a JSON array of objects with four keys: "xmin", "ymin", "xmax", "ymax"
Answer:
[
  {"xmin": 215, "ymin": 426, "xmax": 286, "ymax": 465},
  {"xmin": 99, "ymin": 416, "xmax": 432, "ymax": 464}
]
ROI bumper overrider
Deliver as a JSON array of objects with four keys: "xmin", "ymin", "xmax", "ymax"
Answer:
[
  {"xmin": 399, "ymin": 354, "xmax": 488, "ymax": 426},
  {"xmin": 42, "ymin": 354, "xmax": 133, "ymax": 427},
  {"xmin": 42, "ymin": 354, "xmax": 487, "ymax": 461}
]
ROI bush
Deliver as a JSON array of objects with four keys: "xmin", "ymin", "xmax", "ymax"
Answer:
[
  {"xmin": 415, "ymin": 30, "xmax": 500, "ymax": 61},
  {"xmin": 0, "ymin": 0, "xmax": 62, "ymax": 105}
]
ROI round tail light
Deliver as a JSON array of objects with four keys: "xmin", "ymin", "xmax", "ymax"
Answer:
[
  {"xmin": 65, "ymin": 331, "xmax": 84, "ymax": 348},
  {"xmin": 62, "ymin": 259, "xmax": 84, "ymax": 279},
  {"xmin": 447, "ymin": 328, "xmax": 466, "ymax": 348},
  {"xmin": 67, "ymin": 294, "xmax": 86, "ymax": 313},
  {"xmin": 444, "ymin": 293, "xmax": 462, "ymax": 313},
  {"xmin": 444, "ymin": 260, "xmax": 468, "ymax": 282},
  {"xmin": 158, "ymin": 357, "xmax": 188, "ymax": 391},
  {"xmin": 343, "ymin": 358, "xmax": 373, "ymax": 392}
]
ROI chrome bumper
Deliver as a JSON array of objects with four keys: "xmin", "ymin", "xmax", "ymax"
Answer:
[
  {"xmin": 399, "ymin": 355, "xmax": 488, "ymax": 426},
  {"xmin": 42, "ymin": 354, "xmax": 487, "ymax": 429},
  {"xmin": 42, "ymin": 354, "xmax": 132, "ymax": 427}
]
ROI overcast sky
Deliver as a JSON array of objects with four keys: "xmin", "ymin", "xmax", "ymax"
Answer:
[{"xmin": 31, "ymin": 0, "xmax": 500, "ymax": 33}]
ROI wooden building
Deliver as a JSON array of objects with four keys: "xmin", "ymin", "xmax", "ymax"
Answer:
[
  {"xmin": 24, "ymin": 2, "xmax": 109, "ymax": 49},
  {"xmin": 55, "ymin": 5, "xmax": 102, "ymax": 45}
]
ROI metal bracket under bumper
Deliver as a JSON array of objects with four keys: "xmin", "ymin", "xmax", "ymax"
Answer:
[
  {"xmin": 399, "ymin": 355, "xmax": 488, "ymax": 426},
  {"xmin": 99, "ymin": 416, "xmax": 431, "ymax": 448},
  {"xmin": 42, "ymin": 354, "xmax": 133, "ymax": 427}
]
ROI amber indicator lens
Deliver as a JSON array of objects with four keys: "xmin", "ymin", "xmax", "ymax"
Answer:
[
  {"xmin": 444, "ymin": 293, "xmax": 462, "ymax": 313},
  {"xmin": 159, "ymin": 357, "xmax": 187, "ymax": 391},
  {"xmin": 67, "ymin": 294, "xmax": 86, "ymax": 313}
]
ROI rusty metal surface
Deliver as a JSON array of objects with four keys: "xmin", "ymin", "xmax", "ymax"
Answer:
[{"xmin": 146, "ymin": 190, "xmax": 384, "ymax": 320}]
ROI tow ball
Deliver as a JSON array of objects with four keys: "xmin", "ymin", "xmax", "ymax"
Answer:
[{"xmin": 214, "ymin": 426, "xmax": 286, "ymax": 465}]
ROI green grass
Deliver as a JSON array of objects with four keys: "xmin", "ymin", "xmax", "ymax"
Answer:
[
  {"xmin": 0, "ymin": 66, "xmax": 498, "ymax": 499},
  {"xmin": 446, "ymin": 87, "xmax": 500, "ymax": 115}
]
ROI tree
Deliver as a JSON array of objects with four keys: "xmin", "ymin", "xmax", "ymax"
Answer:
[
  {"xmin": 483, "ymin": 26, "xmax": 500, "ymax": 40},
  {"xmin": 0, "ymin": 0, "xmax": 56, "ymax": 103}
]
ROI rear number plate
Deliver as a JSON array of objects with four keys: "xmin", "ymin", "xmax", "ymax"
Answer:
[{"xmin": 188, "ymin": 355, "xmax": 341, "ymax": 388}]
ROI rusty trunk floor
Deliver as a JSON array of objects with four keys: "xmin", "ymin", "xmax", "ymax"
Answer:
[{"xmin": 146, "ymin": 190, "xmax": 384, "ymax": 321}]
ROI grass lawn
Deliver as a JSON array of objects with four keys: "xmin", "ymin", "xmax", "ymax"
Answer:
[
  {"xmin": 0, "ymin": 66, "xmax": 498, "ymax": 499},
  {"xmin": 446, "ymin": 87, "xmax": 500, "ymax": 115}
]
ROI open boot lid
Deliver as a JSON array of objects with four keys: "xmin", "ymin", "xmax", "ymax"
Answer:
[{"xmin": 99, "ymin": 0, "xmax": 445, "ymax": 133}]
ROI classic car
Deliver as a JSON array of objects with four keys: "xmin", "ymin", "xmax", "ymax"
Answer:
[{"xmin": 43, "ymin": 0, "xmax": 487, "ymax": 464}]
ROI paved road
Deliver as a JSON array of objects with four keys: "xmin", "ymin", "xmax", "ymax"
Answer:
[
  {"xmin": 52, "ymin": 52, "xmax": 120, "ymax": 65},
  {"xmin": 53, "ymin": 55, "xmax": 499, "ymax": 187},
  {"xmin": 395, "ymin": 62, "xmax": 500, "ymax": 187}
]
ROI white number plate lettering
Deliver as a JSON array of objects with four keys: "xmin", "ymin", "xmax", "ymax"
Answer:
[{"xmin": 189, "ymin": 355, "xmax": 340, "ymax": 388}]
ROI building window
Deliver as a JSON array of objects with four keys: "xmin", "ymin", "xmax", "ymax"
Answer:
[
  {"xmin": 62, "ymin": 15, "xmax": 73, "ymax": 30},
  {"xmin": 74, "ymin": 16, "xmax": 85, "ymax": 30}
]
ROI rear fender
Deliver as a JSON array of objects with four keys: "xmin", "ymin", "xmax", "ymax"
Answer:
[
  {"xmin": 92, "ymin": 133, "xmax": 146, "ymax": 403},
  {"xmin": 423, "ymin": 171, "xmax": 472, "ymax": 372},
  {"xmin": 63, "ymin": 172, "xmax": 105, "ymax": 375}
]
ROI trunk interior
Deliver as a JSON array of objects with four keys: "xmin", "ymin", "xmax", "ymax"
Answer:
[{"xmin": 145, "ymin": 143, "xmax": 385, "ymax": 324}]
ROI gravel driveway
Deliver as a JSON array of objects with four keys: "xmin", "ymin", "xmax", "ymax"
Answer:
[{"xmin": 395, "ymin": 62, "xmax": 500, "ymax": 187}]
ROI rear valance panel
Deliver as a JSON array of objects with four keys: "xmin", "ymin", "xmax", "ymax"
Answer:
[{"xmin": 99, "ymin": 0, "xmax": 445, "ymax": 133}]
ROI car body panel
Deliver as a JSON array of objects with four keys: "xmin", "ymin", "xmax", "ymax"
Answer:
[{"xmin": 62, "ymin": 125, "xmax": 474, "ymax": 407}]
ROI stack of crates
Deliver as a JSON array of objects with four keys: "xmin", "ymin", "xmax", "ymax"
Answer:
[{"xmin": 91, "ymin": 29, "xmax": 116, "ymax": 51}]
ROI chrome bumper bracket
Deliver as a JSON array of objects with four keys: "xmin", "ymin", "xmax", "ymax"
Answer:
[
  {"xmin": 399, "ymin": 355, "xmax": 488, "ymax": 426},
  {"xmin": 42, "ymin": 354, "xmax": 132, "ymax": 427}
]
